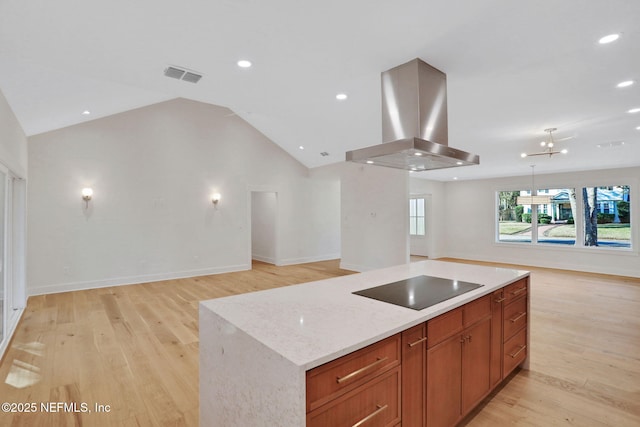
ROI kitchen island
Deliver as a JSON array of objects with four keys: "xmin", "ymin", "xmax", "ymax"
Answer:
[{"xmin": 200, "ymin": 260, "xmax": 530, "ymax": 426}]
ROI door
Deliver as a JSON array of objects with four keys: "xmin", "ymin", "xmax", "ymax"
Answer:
[
  {"xmin": 409, "ymin": 195, "xmax": 431, "ymax": 257},
  {"xmin": 461, "ymin": 317, "xmax": 492, "ymax": 414},
  {"xmin": 0, "ymin": 168, "xmax": 5, "ymax": 345},
  {"xmin": 0, "ymin": 168, "xmax": 26, "ymax": 358},
  {"xmin": 426, "ymin": 334, "xmax": 462, "ymax": 427},
  {"xmin": 401, "ymin": 323, "xmax": 426, "ymax": 426}
]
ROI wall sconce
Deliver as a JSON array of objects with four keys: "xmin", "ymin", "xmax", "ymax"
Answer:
[
  {"xmin": 211, "ymin": 193, "xmax": 221, "ymax": 206},
  {"xmin": 82, "ymin": 187, "xmax": 93, "ymax": 208}
]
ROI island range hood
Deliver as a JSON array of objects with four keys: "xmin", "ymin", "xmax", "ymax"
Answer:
[{"xmin": 346, "ymin": 58, "xmax": 479, "ymax": 171}]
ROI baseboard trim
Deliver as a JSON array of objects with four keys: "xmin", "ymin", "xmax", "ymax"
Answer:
[
  {"xmin": 445, "ymin": 252, "xmax": 640, "ymax": 279},
  {"xmin": 0, "ymin": 307, "xmax": 26, "ymax": 362},
  {"xmin": 28, "ymin": 263, "xmax": 251, "ymax": 296},
  {"xmin": 338, "ymin": 262, "xmax": 372, "ymax": 273},
  {"xmin": 277, "ymin": 253, "xmax": 341, "ymax": 266},
  {"xmin": 251, "ymin": 254, "xmax": 277, "ymax": 264}
]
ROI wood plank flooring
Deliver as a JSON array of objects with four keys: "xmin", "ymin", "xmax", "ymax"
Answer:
[{"xmin": 0, "ymin": 259, "xmax": 638, "ymax": 426}]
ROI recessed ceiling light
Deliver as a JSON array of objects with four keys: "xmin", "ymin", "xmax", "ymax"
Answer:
[
  {"xmin": 599, "ymin": 34, "xmax": 620, "ymax": 44},
  {"xmin": 298, "ymin": 145, "xmax": 304, "ymax": 150},
  {"xmin": 456, "ymin": 161, "xmax": 463, "ymax": 165},
  {"xmin": 414, "ymin": 152, "xmax": 423, "ymax": 156},
  {"xmin": 617, "ymin": 80, "xmax": 634, "ymax": 88},
  {"xmin": 336, "ymin": 93, "xmax": 348, "ymax": 101},
  {"xmin": 636, "ymin": 126, "xmax": 640, "ymax": 130},
  {"xmin": 520, "ymin": 153, "xmax": 527, "ymax": 158},
  {"xmin": 366, "ymin": 160, "xmax": 374, "ymax": 164},
  {"xmin": 237, "ymin": 60, "xmax": 252, "ymax": 68},
  {"xmin": 628, "ymin": 108, "xmax": 640, "ymax": 113},
  {"xmin": 82, "ymin": 110, "xmax": 91, "ymax": 115},
  {"xmin": 561, "ymin": 149, "xmax": 568, "ymax": 154},
  {"xmin": 453, "ymin": 177, "xmax": 458, "ymax": 180}
]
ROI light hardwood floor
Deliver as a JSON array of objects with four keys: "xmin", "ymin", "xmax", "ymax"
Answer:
[{"xmin": 0, "ymin": 259, "xmax": 638, "ymax": 426}]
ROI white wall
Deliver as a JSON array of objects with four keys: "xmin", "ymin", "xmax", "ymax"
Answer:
[
  {"xmin": 442, "ymin": 167, "xmax": 640, "ymax": 278},
  {"xmin": 410, "ymin": 178, "xmax": 446, "ymax": 258},
  {"xmin": 0, "ymin": 89, "xmax": 27, "ymax": 176},
  {"xmin": 340, "ymin": 162, "xmax": 409, "ymax": 271},
  {"xmin": 251, "ymin": 192, "xmax": 277, "ymax": 264},
  {"xmin": 27, "ymin": 98, "xmax": 341, "ymax": 294}
]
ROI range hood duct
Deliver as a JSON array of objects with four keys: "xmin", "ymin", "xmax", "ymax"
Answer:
[{"xmin": 346, "ymin": 58, "xmax": 479, "ymax": 171}]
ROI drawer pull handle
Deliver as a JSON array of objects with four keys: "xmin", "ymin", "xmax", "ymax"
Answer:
[
  {"xmin": 494, "ymin": 297, "xmax": 506, "ymax": 303},
  {"xmin": 511, "ymin": 287, "xmax": 527, "ymax": 296},
  {"xmin": 352, "ymin": 404, "xmax": 388, "ymax": 427},
  {"xmin": 509, "ymin": 344, "xmax": 527, "ymax": 358},
  {"xmin": 336, "ymin": 357, "xmax": 389, "ymax": 384},
  {"xmin": 408, "ymin": 337, "xmax": 427, "ymax": 347},
  {"xmin": 510, "ymin": 312, "xmax": 527, "ymax": 323}
]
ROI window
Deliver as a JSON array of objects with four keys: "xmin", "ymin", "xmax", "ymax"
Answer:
[
  {"xmin": 497, "ymin": 185, "xmax": 631, "ymax": 249},
  {"xmin": 409, "ymin": 197, "xmax": 425, "ymax": 236},
  {"xmin": 497, "ymin": 191, "xmax": 531, "ymax": 243},
  {"xmin": 582, "ymin": 186, "xmax": 630, "ymax": 248},
  {"xmin": 536, "ymin": 188, "xmax": 575, "ymax": 245}
]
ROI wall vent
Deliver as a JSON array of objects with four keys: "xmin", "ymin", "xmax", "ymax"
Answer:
[
  {"xmin": 164, "ymin": 66, "xmax": 203, "ymax": 83},
  {"xmin": 320, "ymin": 152, "xmax": 330, "ymax": 157}
]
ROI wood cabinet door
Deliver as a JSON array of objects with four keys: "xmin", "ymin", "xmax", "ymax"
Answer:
[
  {"xmin": 490, "ymin": 289, "xmax": 504, "ymax": 388},
  {"xmin": 401, "ymin": 323, "xmax": 426, "ymax": 427},
  {"xmin": 461, "ymin": 317, "xmax": 492, "ymax": 414},
  {"xmin": 426, "ymin": 334, "xmax": 462, "ymax": 427}
]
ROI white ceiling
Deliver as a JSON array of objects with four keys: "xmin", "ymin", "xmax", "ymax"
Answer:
[{"xmin": 1, "ymin": 0, "xmax": 639, "ymax": 181}]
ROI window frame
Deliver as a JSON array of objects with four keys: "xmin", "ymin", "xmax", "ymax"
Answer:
[
  {"xmin": 409, "ymin": 197, "xmax": 426, "ymax": 237},
  {"xmin": 495, "ymin": 183, "xmax": 634, "ymax": 252}
]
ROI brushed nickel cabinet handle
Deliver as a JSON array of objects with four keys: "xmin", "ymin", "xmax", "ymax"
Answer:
[
  {"xmin": 512, "ymin": 287, "xmax": 527, "ymax": 296},
  {"xmin": 408, "ymin": 337, "xmax": 427, "ymax": 347},
  {"xmin": 510, "ymin": 312, "xmax": 527, "ymax": 323},
  {"xmin": 494, "ymin": 297, "xmax": 506, "ymax": 303},
  {"xmin": 509, "ymin": 344, "xmax": 527, "ymax": 358},
  {"xmin": 352, "ymin": 404, "xmax": 388, "ymax": 427},
  {"xmin": 336, "ymin": 357, "xmax": 389, "ymax": 384}
]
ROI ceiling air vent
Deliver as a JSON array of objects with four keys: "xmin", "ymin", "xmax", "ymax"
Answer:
[
  {"xmin": 164, "ymin": 66, "xmax": 203, "ymax": 84},
  {"xmin": 320, "ymin": 152, "xmax": 330, "ymax": 157},
  {"xmin": 182, "ymin": 72, "xmax": 202, "ymax": 83}
]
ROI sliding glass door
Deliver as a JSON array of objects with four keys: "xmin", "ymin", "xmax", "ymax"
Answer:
[
  {"xmin": 0, "ymin": 167, "xmax": 5, "ymax": 345},
  {"xmin": 0, "ymin": 163, "xmax": 25, "ymax": 357}
]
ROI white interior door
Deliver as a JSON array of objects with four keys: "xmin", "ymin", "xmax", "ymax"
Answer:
[
  {"xmin": 409, "ymin": 194, "xmax": 432, "ymax": 257},
  {"xmin": 0, "ymin": 166, "xmax": 27, "ymax": 358},
  {"xmin": 0, "ymin": 167, "xmax": 6, "ymax": 345}
]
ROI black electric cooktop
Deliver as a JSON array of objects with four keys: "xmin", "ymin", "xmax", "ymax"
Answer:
[{"xmin": 353, "ymin": 275, "xmax": 483, "ymax": 311}]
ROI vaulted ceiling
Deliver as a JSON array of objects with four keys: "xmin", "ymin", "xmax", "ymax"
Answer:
[{"xmin": 1, "ymin": 0, "xmax": 639, "ymax": 181}]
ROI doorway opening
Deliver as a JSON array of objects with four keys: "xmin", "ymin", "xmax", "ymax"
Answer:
[
  {"xmin": 249, "ymin": 191, "xmax": 278, "ymax": 267},
  {"xmin": 409, "ymin": 194, "xmax": 432, "ymax": 260}
]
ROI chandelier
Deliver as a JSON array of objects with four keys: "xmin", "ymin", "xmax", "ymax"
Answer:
[{"xmin": 520, "ymin": 128, "xmax": 568, "ymax": 158}]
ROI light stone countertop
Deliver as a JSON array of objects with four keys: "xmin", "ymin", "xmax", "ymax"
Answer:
[{"xmin": 200, "ymin": 260, "xmax": 529, "ymax": 370}]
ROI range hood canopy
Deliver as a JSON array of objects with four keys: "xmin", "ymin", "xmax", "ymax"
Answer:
[{"xmin": 346, "ymin": 58, "xmax": 479, "ymax": 171}]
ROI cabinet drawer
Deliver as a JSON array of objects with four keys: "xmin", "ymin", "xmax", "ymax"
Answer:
[
  {"xmin": 503, "ymin": 328, "xmax": 527, "ymax": 377},
  {"xmin": 307, "ymin": 334, "xmax": 400, "ymax": 412},
  {"xmin": 307, "ymin": 366, "xmax": 401, "ymax": 427},
  {"xmin": 504, "ymin": 278, "xmax": 528, "ymax": 304},
  {"xmin": 427, "ymin": 306, "xmax": 463, "ymax": 348},
  {"xmin": 463, "ymin": 294, "xmax": 491, "ymax": 327},
  {"xmin": 503, "ymin": 296, "xmax": 527, "ymax": 340}
]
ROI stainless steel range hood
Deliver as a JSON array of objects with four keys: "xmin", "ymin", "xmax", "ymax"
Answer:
[{"xmin": 346, "ymin": 58, "xmax": 479, "ymax": 171}]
